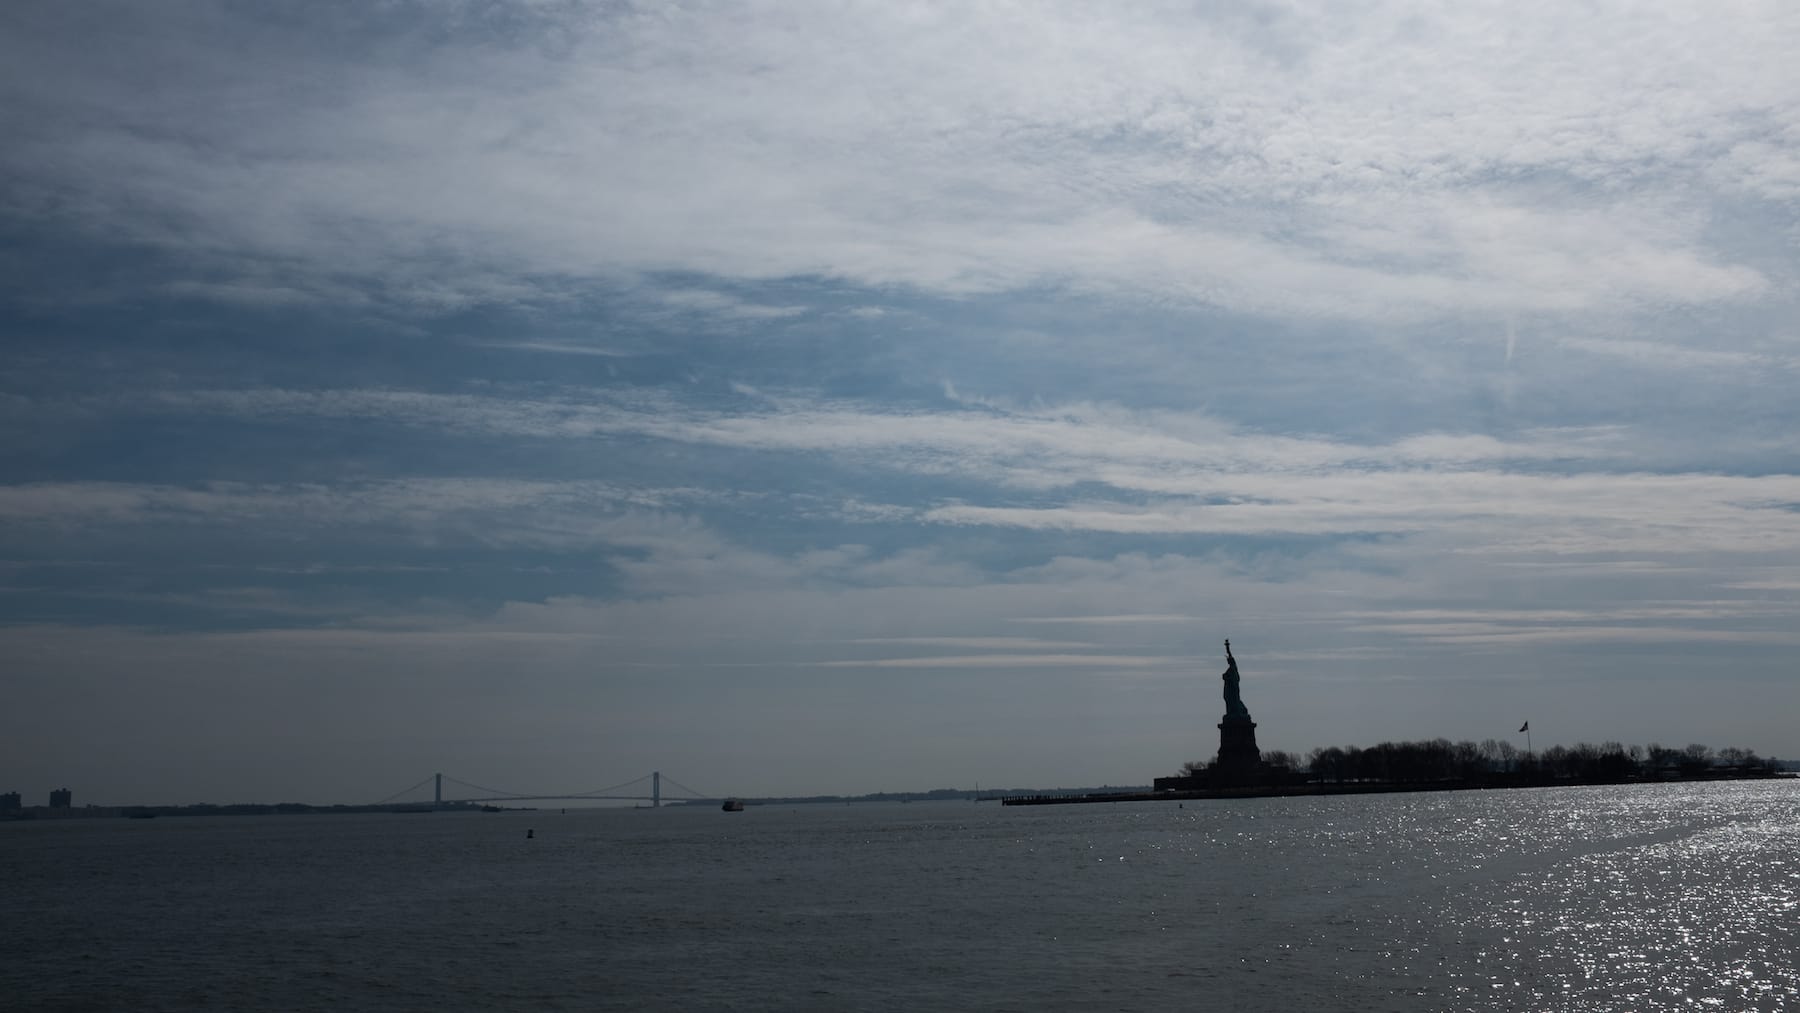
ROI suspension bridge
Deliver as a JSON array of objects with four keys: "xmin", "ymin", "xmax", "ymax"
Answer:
[{"xmin": 375, "ymin": 771, "xmax": 717, "ymax": 808}]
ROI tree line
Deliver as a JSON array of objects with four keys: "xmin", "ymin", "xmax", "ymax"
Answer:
[{"xmin": 1183, "ymin": 739, "xmax": 1781, "ymax": 784}]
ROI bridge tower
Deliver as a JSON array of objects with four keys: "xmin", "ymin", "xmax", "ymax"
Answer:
[
  {"xmin": 434, "ymin": 772, "xmax": 442, "ymax": 805},
  {"xmin": 653, "ymin": 770, "xmax": 661, "ymax": 808}
]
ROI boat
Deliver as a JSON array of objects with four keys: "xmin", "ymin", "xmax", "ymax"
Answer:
[{"xmin": 721, "ymin": 799, "xmax": 744, "ymax": 812}]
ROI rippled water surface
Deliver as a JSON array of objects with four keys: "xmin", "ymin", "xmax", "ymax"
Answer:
[{"xmin": 6, "ymin": 781, "xmax": 1798, "ymax": 1011}]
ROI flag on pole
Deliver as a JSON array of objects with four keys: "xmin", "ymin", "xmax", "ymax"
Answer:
[{"xmin": 1518, "ymin": 721, "xmax": 1529, "ymax": 733}]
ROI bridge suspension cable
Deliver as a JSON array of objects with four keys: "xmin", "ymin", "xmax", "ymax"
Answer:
[
  {"xmin": 375, "ymin": 770, "xmax": 711, "ymax": 803},
  {"xmin": 440, "ymin": 775, "xmax": 540, "ymax": 799},
  {"xmin": 439, "ymin": 772, "xmax": 663, "ymax": 800},
  {"xmin": 374, "ymin": 774, "xmax": 438, "ymax": 805},
  {"xmin": 656, "ymin": 774, "xmax": 712, "ymax": 799},
  {"xmin": 558, "ymin": 774, "xmax": 658, "ymax": 798}
]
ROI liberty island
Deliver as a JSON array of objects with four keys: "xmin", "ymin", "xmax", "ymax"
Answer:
[{"xmin": 1005, "ymin": 639, "xmax": 1785, "ymax": 806}]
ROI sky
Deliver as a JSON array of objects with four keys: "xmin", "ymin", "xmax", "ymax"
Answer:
[{"xmin": 3, "ymin": 1, "xmax": 1799, "ymax": 805}]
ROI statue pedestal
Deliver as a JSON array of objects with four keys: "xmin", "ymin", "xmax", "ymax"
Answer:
[{"xmin": 1213, "ymin": 715, "xmax": 1263, "ymax": 785}]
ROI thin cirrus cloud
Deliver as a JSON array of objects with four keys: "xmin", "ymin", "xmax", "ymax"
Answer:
[
  {"xmin": 808, "ymin": 654, "xmax": 1182, "ymax": 669},
  {"xmin": 843, "ymin": 637, "xmax": 1101, "ymax": 650},
  {"xmin": 10, "ymin": 388, "xmax": 1800, "ymax": 562},
  {"xmin": 143, "ymin": 387, "xmax": 1621, "ymax": 470}
]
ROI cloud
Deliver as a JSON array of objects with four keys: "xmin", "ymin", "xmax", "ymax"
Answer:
[
  {"xmin": 844, "ymin": 636, "xmax": 1100, "ymax": 649},
  {"xmin": 0, "ymin": 478, "xmax": 704, "ymax": 549},
  {"xmin": 921, "ymin": 470, "xmax": 1800, "ymax": 554},
  {"xmin": 1341, "ymin": 624, "xmax": 1800, "ymax": 648},
  {"xmin": 15, "ymin": 387, "xmax": 1800, "ymax": 564},
  {"xmin": 145, "ymin": 386, "xmax": 1625, "ymax": 473},
  {"xmin": 1559, "ymin": 337, "xmax": 1800, "ymax": 374},
  {"xmin": 1010, "ymin": 614, "xmax": 1198, "ymax": 625},
  {"xmin": 475, "ymin": 340, "xmax": 636, "ymax": 358},
  {"xmin": 2, "ymin": 3, "xmax": 1792, "ymax": 321},
  {"xmin": 809, "ymin": 654, "xmax": 1181, "ymax": 669},
  {"xmin": 653, "ymin": 288, "xmax": 807, "ymax": 321}
]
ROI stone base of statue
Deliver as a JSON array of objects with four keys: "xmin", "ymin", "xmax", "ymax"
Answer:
[{"xmin": 1212, "ymin": 715, "xmax": 1263, "ymax": 785}]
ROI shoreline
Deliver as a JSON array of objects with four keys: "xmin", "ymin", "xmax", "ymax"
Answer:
[{"xmin": 1001, "ymin": 770, "xmax": 1794, "ymax": 806}]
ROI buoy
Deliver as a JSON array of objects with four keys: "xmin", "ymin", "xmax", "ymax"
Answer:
[{"xmin": 526, "ymin": 829, "xmax": 535, "ymax": 839}]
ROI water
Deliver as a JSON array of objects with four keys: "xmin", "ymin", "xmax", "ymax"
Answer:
[{"xmin": 6, "ymin": 781, "xmax": 1797, "ymax": 1011}]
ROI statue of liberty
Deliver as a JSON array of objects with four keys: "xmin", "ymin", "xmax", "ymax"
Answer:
[{"xmin": 1221, "ymin": 639, "xmax": 1250, "ymax": 720}]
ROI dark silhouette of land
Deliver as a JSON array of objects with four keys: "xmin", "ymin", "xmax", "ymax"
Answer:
[
  {"xmin": 719, "ymin": 785, "xmax": 1153, "ymax": 807},
  {"xmin": 1007, "ymin": 641, "xmax": 1791, "ymax": 806},
  {"xmin": 0, "ymin": 800, "xmax": 504, "ymax": 821},
  {"xmin": 1005, "ymin": 739, "xmax": 1787, "ymax": 806},
  {"xmin": 0, "ymin": 790, "xmax": 1147, "ymax": 819}
]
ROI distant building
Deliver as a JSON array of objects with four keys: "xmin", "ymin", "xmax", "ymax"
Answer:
[
  {"xmin": 49, "ymin": 788, "xmax": 72, "ymax": 808},
  {"xmin": 0, "ymin": 791, "xmax": 19, "ymax": 811}
]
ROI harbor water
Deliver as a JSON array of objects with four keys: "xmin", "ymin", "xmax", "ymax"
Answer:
[{"xmin": 6, "ymin": 780, "xmax": 1798, "ymax": 1011}]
